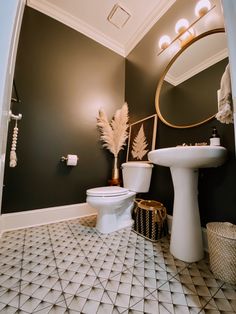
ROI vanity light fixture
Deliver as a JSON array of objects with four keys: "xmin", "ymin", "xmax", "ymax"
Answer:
[
  {"xmin": 159, "ymin": 35, "xmax": 171, "ymax": 50},
  {"xmin": 158, "ymin": 0, "xmax": 214, "ymax": 55},
  {"xmin": 195, "ymin": 0, "xmax": 211, "ymax": 17},
  {"xmin": 175, "ymin": 18, "xmax": 189, "ymax": 34},
  {"xmin": 175, "ymin": 18, "xmax": 195, "ymax": 47}
]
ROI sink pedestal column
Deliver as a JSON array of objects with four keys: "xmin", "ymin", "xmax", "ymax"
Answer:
[{"xmin": 170, "ymin": 167, "xmax": 204, "ymax": 262}]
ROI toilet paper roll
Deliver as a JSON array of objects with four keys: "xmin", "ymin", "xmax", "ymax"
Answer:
[{"xmin": 66, "ymin": 154, "xmax": 78, "ymax": 166}]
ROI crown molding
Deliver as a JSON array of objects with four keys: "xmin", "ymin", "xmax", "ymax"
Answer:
[
  {"xmin": 27, "ymin": 0, "xmax": 125, "ymax": 56},
  {"xmin": 124, "ymin": 0, "xmax": 176, "ymax": 56},
  {"xmin": 165, "ymin": 48, "xmax": 228, "ymax": 86},
  {"xmin": 27, "ymin": 0, "xmax": 176, "ymax": 57}
]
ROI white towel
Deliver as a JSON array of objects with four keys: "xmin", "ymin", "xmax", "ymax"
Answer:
[{"xmin": 215, "ymin": 64, "xmax": 233, "ymax": 124}]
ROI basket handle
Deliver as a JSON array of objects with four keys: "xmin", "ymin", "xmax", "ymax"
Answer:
[
  {"xmin": 134, "ymin": 198, "xmax": 143, "ymax": 205},
  {"xmin": 159, "ymin": 207, "xmax": 167, "ymax": 220},
  {"xmin": 133, "ymin": 198, "xmax": 143, "ymax": 216},
  {"xmin": 154, "ymin": 206, "xmax": 167, "ymax": 224}
]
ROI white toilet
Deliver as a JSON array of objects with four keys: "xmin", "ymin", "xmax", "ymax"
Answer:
[{"xmin": 86, "ymin": 162, "xmax": 153, "ymax": 233}]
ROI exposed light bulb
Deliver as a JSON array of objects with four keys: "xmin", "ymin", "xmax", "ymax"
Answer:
[
  {"xmin": 175, "ymin": 18, "xmax": 190, "ymax": 34},
  {"xmin": 179, "ymin": 28, "xmax": 195, "ymax": 47},
  {"xmin": 195, "ymin": 0, "xmax": 211, "ymax": 17},
  {"xmin": 159, "ymin": 35, "xmax": 171, "ymax": 50},
  {"xmin": 157, "ymin": 0, "xmax": 212, "ymax": 55}
]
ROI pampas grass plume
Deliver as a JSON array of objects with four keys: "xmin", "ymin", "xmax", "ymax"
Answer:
[{"xmin": 97, "ymin": 103, "xmax": 129, "ymax": 157}]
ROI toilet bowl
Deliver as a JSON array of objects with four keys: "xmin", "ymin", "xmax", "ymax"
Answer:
[
  {"xmin": 87, "ymin": 186, "xmax": 135, "ymax": 233},
  {"xmin": 86, "ymin": 162, "xmax": 153, "ymax": 234}
]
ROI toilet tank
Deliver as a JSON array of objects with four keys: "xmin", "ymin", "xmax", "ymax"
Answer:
[{"xmin": 122, "ymin": 162, "xmax": 153, "ymax": 193}]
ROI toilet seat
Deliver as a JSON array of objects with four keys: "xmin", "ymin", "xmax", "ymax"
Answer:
[{"xmin": 87, "ymin": 186, "xmax": 129, "ymax": 197}]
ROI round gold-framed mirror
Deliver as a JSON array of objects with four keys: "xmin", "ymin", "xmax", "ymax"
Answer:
[{"xmin": 156, "ymin": 28, "xmax": 227, "ymax": 128}]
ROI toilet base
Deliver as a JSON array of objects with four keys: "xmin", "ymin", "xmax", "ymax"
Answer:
[
  {"xmin": 96, "ymin": 218, "xmax": 133, "ymax": 234},
  {"xmin": 87, "ymin": 191, "xmax": 136, "ymax": 234},
  {"xmin": 95, "ymin": 199, "xmax": 135, "ymax": 234}
]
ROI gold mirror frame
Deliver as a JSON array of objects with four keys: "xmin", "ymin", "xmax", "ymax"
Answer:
[{"xmin": 155, "ymin": 28, "xmax": 225, "ymax": 129}]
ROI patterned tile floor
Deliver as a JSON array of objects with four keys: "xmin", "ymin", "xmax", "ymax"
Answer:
[{"xmin": 0, "ymin": 215, "xmax": 235, "ymax": 313}]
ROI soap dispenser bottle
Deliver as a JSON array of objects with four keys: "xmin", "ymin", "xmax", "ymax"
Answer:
[{"xmin": 210, "ymin": 127, "xmax": 220, "ymax": 146}]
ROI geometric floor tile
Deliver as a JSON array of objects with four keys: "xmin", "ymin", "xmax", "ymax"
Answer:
[{"xmin": 0, "ymin": 214, "xmax": 235, "ymax": 313}]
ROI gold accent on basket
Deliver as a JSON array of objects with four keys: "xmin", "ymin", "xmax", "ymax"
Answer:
[
  {"xmin": 154, "ymin": 210, "xmax": 158, "ymax": 223},
  {"xmin": 132, "ymin": 199, "xmax": 168, "ymax": 242},
  {"xmin": 140, "ymin": 208, "xmax": 144, "ymax": 235},
  {"xmin": 146, "ymin": 210, "xmax": 149, "ymax": 236}
]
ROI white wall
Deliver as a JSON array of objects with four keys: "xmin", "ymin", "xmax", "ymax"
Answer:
[{"xmin": 221, "ymin": 0, "xmax": 236, "ymax": 153}]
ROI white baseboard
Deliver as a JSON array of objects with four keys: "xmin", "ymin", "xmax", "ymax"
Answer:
[
  {"xmin": 0, "ymin": 203, "xmax": 97, "ymax": 234},
  {"xmin": 0, "ymin": 207, "xmax": 209, "ymax": 252},
  {"xmin": 167, "ymin": 215, "xmax": 208, "ymax": 252}
]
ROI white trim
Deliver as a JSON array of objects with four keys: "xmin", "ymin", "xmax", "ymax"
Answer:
[
  {"xmin": 165, "ymin": 48, "xmax": 228, "ymax": 86},
  {"xmin": 167, "ymin": 214, "xmax": 208, "ymax": 252},
  {"xmin": 26, "ymin": 0, "xmax": 176, "ymax": 57},
  {"xmin": 0, "ymin": 203, "xmax": 97, "ymax": 234},
  {"xmin": 27, "ymin": 0, "xmax": 125, "ymax": 56},
  {"xmin": 124, "ymin": 0, "xmax": 176, "ymax": 56}
]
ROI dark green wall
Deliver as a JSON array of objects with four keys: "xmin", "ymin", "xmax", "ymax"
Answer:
[
  {"xmin": 2, "ymin": 0, "xmax": 236, "ymax": 227},
  {"xmin": 2, "ymin": 7, "xmax": 125, "ymax": 213},
  {"xmin": 125, "ymin": 0, "xmax": 236, "ymax": 226},
  {"xmin": 160, "ymin": 58, "xmax": 228, "ymax": 126}
]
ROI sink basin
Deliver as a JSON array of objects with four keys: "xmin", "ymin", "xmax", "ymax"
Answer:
[
  {"xmin": 148, "ymin": 146, "xmax": 227, "ymax": 168},
  {"xmin": 148, "ymin": 146, "xmax": 227, "ymax": 262}
]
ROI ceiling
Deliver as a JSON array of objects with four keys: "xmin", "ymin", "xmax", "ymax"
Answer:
[
  {"xmin": 26, "ymin": 0, "xmax": 176, "ymax": 57},
  {"xmin": 165, "ymin": 32, "xmax": 228, "ymax": 86}
]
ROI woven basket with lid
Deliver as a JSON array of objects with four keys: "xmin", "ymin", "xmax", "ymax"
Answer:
[
  {"xmin": 207, "ymin": 222, "xmax": 236, "ymax": 284},
  {"xmin": 133, "ymin": 199, "xmax": 168, "ymax": 242}
]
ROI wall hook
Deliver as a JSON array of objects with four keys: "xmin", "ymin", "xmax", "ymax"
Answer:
[{"xmin": 9, "ymin": 110, "xmax": 22, "ymax": 121}]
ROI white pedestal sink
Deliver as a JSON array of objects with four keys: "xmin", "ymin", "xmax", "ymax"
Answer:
[{"xmin": 148, "ymin": 146, "xmax": 227, "ymax": 262}]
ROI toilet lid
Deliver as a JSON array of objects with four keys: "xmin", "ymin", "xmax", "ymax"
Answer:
[{"xmin": 87, "ymin": 186, "xmax": 129, "ymax": 197}]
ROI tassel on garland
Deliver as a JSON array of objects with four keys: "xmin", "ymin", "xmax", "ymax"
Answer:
[{"xmin": 9, "ymin": 120, "xmax": 18, "ymax": 168}]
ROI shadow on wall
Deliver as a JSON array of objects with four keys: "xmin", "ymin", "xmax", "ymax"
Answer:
[
  {"xmin": 144, "ymin": 119, "xmax": 236, "ymax": 226},
  {"xmin": 2, "ymin": 7, "xmax": 125, "ymax": 213}
]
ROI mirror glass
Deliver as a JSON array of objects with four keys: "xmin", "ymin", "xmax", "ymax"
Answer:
[{"xmin": 156, "ymin": 29, "xmax": 228, "ymax": 128}]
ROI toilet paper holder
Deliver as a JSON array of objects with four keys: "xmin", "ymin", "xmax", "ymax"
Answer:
[
  {"xmin": 60, "ymin": 155, "xmax": 79, "ymax": 163},
  {"xmin": 60, "ymin": 156, "xmax": 68, "ymax": 161},
  {"xmin": 61, "ymin": 156, "xmax": 68, "ymax": 162}
]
